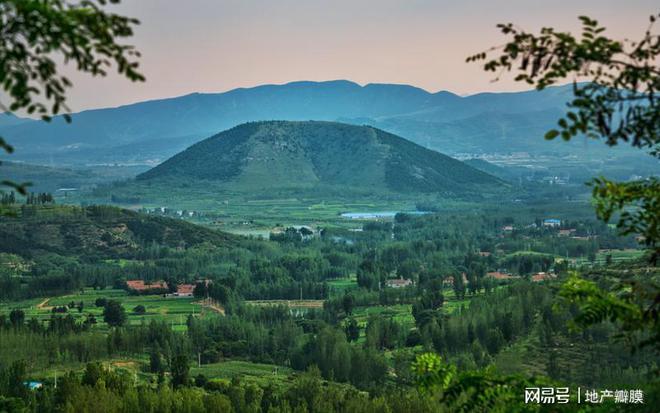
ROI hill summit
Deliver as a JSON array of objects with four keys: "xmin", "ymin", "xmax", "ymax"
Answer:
[{"xmin": 137, "ymin": 121, "xmax": 504, "ymax": 196}]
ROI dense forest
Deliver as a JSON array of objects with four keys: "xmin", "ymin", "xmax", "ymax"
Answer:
[{"xmin": 0, "ymin": 202, "xmax": 656, "ymax": 412}]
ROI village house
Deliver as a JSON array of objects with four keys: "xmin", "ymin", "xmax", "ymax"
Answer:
[
  {"xmin": 486, "ymin": 271, "xmax": 519, "ymax": 281},
  {"xmin": 166, "ymin": 280, "xmax": 210, "ymax": 298},
  {"xmin": 543, "ymin": 219, "xmax": 561, "ymax": 227},
  {"xmin": 126, "ymin": 280, "xmax": 168, "ymax": 293},
  {"xmin": 170, "ymin": 284, "xmax": 195, "ymax": 297},
  {"xmin": 531, "ymin": 272, "xmax": 556, "ymax": 282},
  {"xmin": 23, "ymin": 381, "xmax": 43, "ymax": 391},
  {"xmin": 385, "ymin": 278, "xmax": 413, "ymax": 288}
]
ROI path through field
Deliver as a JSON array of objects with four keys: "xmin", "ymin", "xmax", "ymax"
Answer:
[
  {"xmin": 247, "ymin": 299, "xmax": 324, "ymax": 309},
  {"xmin": 195, "ymin": 298, "xmax": 225, "ymax": 315},
  {"xmin": 36, "ymin": 298, "xmax": 52, "ymax": 311}
]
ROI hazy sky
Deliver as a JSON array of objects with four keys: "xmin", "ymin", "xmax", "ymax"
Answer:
[{"xmin": 62, "ymin": 0, "xmax": 657, "ymax": 111}]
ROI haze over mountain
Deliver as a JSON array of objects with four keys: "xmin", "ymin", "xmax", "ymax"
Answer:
[
  {"xmin": 136, "ymin": 121, "xmax": 505, "ymax": 197},
  {"xmin": 0, "ymin": 161, "xmax": 149, "ymax": 193},
  {"xmin": 0, "ymin": 80, "xmax": 611, "ymax": 165}
]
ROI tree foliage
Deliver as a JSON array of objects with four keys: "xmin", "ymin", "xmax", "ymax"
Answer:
[
  {"xmin": 468, "ymin": 13, "xmax": 660, "ymax": 357},
  {"xmin": 0, "ymin": 0, "xmax": 144, "ymax": 118},
  {"xmin": 559, "ymin": 274, "xmax": 659, "ymax": 353},
  {"xmin": 102, "ymin": 299, "xmax": 126, "ymax": 327},
  {"xmin": 413, "ymin": 353, "xmax": 543, "ymax": 412},
  {"xmin": 0, "ymin": 0, "xmax": 144, "ymax": 194},
  {"xmin": 468, "ymin": 13, "xmax": 660, "ymax": 261}
]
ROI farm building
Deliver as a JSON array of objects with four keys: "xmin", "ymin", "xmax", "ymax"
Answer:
[
  {"xmin": 24, "ymin": 381, "xmax": 43, "ymax": 390},
  {"xmin": 165, "ymin": 282, "xmax": 207, "ymax": 298},
  {"xmin": 543, "ymin": 219, "xmax": 561, "ymax": 227},
  {"xmin": 126, "ymin": 280, "xmax": 168, "ymax": 293},
  {"xmin": 531, "ymin": 272, "xmax": 556, "ymax": 282},
  {"xmin": 173, "ymin": 284, "xmax": 195, "ymax": 297},
  {"xmin": 486, "ymin": 271, "xmax": 519, "ymax": 280},
  {"xmin": 386, "ymin": 278, "xmax": 413, "ymax": 288}
]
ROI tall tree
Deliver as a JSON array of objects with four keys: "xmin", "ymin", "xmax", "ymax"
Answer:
[
  {"xmin": 171, "ymin": 354, "xmax": 190, "ymax": 388},
  {"xmin": 8, "ymin": 308, "xmax": 23, "ymax": 328},
  {"xmin": 102, "ymin": 299, "xmax": 126, "ymax": 327},
  {"xmin": 345, "ymin": 317, "xmax": 360, "ymax": 342}
]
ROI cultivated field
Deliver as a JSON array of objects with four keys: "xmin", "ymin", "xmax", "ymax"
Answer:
[
  {"xmin": 0, "ymin": 288, "xmax": 218, "ymax": 332},
  {"xmin": 191, "ymin": 360, "xmax": 294, "ymax": 387}
]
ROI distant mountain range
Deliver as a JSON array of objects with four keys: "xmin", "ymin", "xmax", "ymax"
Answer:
[
  {"xmin": 0, "ymin": 112, "xmax": 29, "ymax": 128},
  {"xmin": 0, "ymin": 80, "xmax": 628, "ymax": 165},
  {"xmin": 136, "ymin": 121, "xmax": 506, "ymax": 197}
]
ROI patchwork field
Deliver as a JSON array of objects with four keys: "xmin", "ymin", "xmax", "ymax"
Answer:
[
  {"xmin": 0, "ymin": 288, "xmax": 216, "ymax": 332},
  {"xmin": 327, "ymin": 276, "xmax": 358, "ymax": 296},
  {"xmin": 574, "ymin": 248, "xmax": 647, "ymax": 266},
  {"xmin": 22, "ymin": 356, "xmax": 295, "ymax": 389},
  {"xmin": 73, "ymin": 190, "xmax": 424, "ymax": 230},
  {"xmin": 352, "ymin": 304, "xmax": 414, "ymax": 329},
  {"xmin": 191, "ymin": 360, "xmax": 294, "ymax": 387}
]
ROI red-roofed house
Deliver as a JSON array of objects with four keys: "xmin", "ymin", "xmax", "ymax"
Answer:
[
  {"xmin": 126, "ymin": 280, "xmax": 168, "ymax": 294},
  {"xmin": 531, "ymin": 272, "xmax": 556, "ymax": 282},
  {"xmin": 486, "ymin": 271, "xmax": 519, "ymax": 281},
  {"xmin": 176, "ymin": 284, "xmax": 195, "ymax": 297}
]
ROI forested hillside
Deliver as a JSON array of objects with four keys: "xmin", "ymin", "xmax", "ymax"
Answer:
[
  {"xmin": 137, "ymin": 121, "xmax": 505, "ymax": 196},
  {"xmin": 0, "ymin": 205, "xmax": 236, "ymax": 260}
]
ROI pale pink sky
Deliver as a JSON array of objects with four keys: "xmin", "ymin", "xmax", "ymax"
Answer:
[{"xmin": 63, "ymin": 0, "xmax": 657, "ymax": 111}]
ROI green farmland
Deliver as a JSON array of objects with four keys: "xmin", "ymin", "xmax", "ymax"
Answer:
[
  {"xmin": 0, "ymin": 288, "xmax": 218, "ymax": 332},
  {"xmin": 191, "ymin": 361, "xmax": 294, "ymax": 388}
]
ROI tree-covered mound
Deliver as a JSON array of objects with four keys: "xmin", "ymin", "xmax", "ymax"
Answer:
[{"xmin": 137, "ymin": 121, "xmax": 505, "ymax": 196}]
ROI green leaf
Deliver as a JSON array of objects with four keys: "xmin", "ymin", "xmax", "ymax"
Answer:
[{"xmin": 544, "ymin": 129, "xmax": 560, "ymax": 140}]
